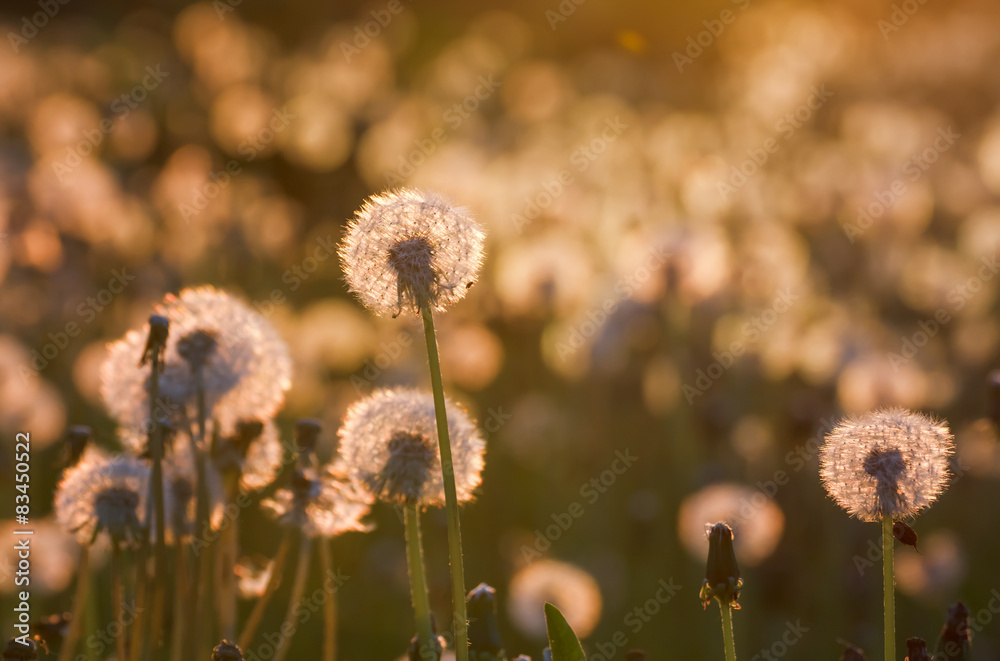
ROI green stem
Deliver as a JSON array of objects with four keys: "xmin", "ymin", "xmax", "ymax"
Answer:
[
  {"xmin": 420, "ymin": 306, "xmax": 468, "ymax": 661},
  {"xmin": 57, "ymin": 547, "xmax": 89, "ymax": 661},
  {"xmin": 238, "ymin": 530, "xmax": 293, "ymax": 650},
  {"xmin": 320, "ymin": 539, "xmax": 337, "ymax": 661},
  {"xmin": 148, "ymin": 354, "xmax": 167, "ymax": 657},
  {"xmin": 272, "ymin": 535, "xmax": 313, "ymax": 661},
  {"xmin": 883, "ymin": 516, "xmax": 895, "ymax": 661},
  {"xmin": 189, "ymin": 369, "xmax": 213, "ymax": 657},
  {"xmin": 170, "ymin": 540, "xmax": 188, "ymax": 661},
  {"xmin": 111, "ymin": 541, "xmax": 128, "ymax": 661},
  {"xmin": 719, "ymin": 602, "xmax": 737, "ymax": 661},
  {"xmin": 405, "ymin": 503, "xmax": 436, "ymax": 661}
]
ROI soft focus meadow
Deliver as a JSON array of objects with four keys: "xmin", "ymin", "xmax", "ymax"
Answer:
[{"xmin": 2, "ymin": 0, "xmax": 1000, "ymax": 659}]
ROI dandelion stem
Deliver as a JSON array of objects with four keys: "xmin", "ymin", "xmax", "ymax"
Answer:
[
  {"xmin": 239, "ymin": 530, "xmax": 293, "ymax": 650},
  {"xmin": 148, "ymin": 350, "xmax": 168, "ymax": 655},
  {"xmin": 216, "ymin": 474, "xmax": 240, "ymax": 642},
  {"xmin": 128, "ymin": 543, "xmax": 148, "ymax": 661},
  {"xmin": 718, "ymin": 602, "xmax": 737, "ymax": 661},
  {"xmin": 111, "ymin": 540, "xmax": 128, "ymax": 661},
  {"xmin": 170, "ymin": 540, "xmax": 188, "ymax": 661},
  {"xmin": 420, "ymin": 305, "xmax": 469, "ymax": 661},
  {"xmin": 320, "ymin": 539, "xmax": 337, "ymax": 661},
  {"xmin": 405, "ymin": 502, "xmax": 436, "ymax": 661},
  {"xmin": 189, "ymin": 369, "xmax": 214, "ymax": 657},
  {"xmin": 883, "ymin": 515, "xmax": 895, "ymax": 661},
  {"xmin": 57, "ymin": 546, "xmax": 89, "ymax": 661},
  {"xmin": 272, "ymin": 535, "xmax": 313, "ymax": 661}
]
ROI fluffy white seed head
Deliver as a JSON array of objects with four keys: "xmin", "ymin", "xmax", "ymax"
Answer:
[
  {"xmin": 337, "ymin": 387, "xmax": 486, "ymax": 507},
  {"xmin": 338, "ymin": 189, "xmax": 485, "ymax": 317},
  {"xmin": 819, "ymin": 408, "xmax": 954, "ymax": 522},
  {"xmin": 261, "ymin": 463, "xmax": 374, "ymax": 538},
  {"xmin": 101, "ymin": 286, "xmax": 292, "ymax": 434}
]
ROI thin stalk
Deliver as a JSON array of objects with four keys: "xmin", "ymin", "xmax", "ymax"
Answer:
[
  {"xmin": 719, "ymin": 602, "xmax": 737, "ymax": 661},
  {"xmin": 57, "ymin": 547, "xmax": 89, "ymax": 661},
  {"xmin": 238, "ymin": 530, "xmax": 294, "ymax": 650},
  {"xmin": 405, "ymin": 503, "xmax": 436, "ymax": 661},
  {"xmin": 883, "ymin": 516, "xmax": 895, "ymax": 661},
  {"xmin": 320, "ymin": 539, "xmax": 337, "ymax": 661},
  {"xmin": 272, "ymin": 535, "xmax": 313, "ymax": 661},
  {"xmin": 148, "ymin": 352, "xmax": 168, "ymax": 656},
  {"xmin": 170, "ymin": 540, "xmax": 188, "ymax": 661},
  {"xmin": 216, "ymin": 473, "xmax": 240, "ymax": 642},
  {"xmin": 128, "ymin": 543, "xmax": 148, "ymax": 661},
  {"xmin": 420, "ymin": 306, "xmax": 468, "ymax": 661},
  {"xmin": 111, "ymin": 541, "xmax": 128, "ymax": 661},
  {"xmin": 188, "ymin": 368, "xmax": 214, "ymax": 657}
]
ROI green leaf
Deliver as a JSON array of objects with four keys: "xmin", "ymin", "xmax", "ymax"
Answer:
[{"xmin": 544, "ymin": 602, "xmax": 586, "ymax": 661}]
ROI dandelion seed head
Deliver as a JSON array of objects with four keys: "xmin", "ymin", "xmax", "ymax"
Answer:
[
  {"xmin": 506, "ymin": 560, "xmax": 602, "ymax": 641},
  {"xmin": 235, "ymin": 557, "xmax": 273, "ymax": 599},
  {"xmin": 101, "ymin": 286, "xmax": 292, "ymax": 434},
  {"xmin": 338, "ymin": 189, "xmax": 485, "ymax": 317},
  {"xmin": 819, "ymin": 408, "xmax": 954, "ymax": 521},
  {"xmin": 212, "ymin": 418, "xmax": 284, "ymax": 493},
  {"xmin": 54, "ymin": 448, "xmax": 151, "ymax": 546},
  {"xmin": 338, "ymin": 388, "xmax": 486, "ymax": 507},
  {"xmin": 261, "ymin": 463, "xmax": 373, "ymax": 538}
]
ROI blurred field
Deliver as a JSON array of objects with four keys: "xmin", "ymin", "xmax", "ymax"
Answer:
[{"xmin": 2, "ymin": 0, "xmax": 1000, "ymax": 658}]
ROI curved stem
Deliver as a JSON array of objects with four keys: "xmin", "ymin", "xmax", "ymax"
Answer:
[
  {"xmin": 883, "ymin": 516, "xmax": 895, "ymax": 661},
  {"xmin": 719, "ymin": 602, "xmax": 737, "ymax": 661},
  {"xmin": 320, "ymin": 539, "xmax": 337, "ymax": 661},
  {"xmin": 238, "ymin": 530, "xmax": 294, "ymax": 650},
  {"xmin": 57, "ymin": 547, "xmax": 89, "ymax": 661},
  {"xmin": 111, "ymin": 541, "xmax": 128, "ymax": 661},
  {"xmin": 420, "ymin": 306, "xmax": 468, "ymax": 661},
  {"xmin": 405, "ymin": 503, "xmax": 436, "ymax": 661},
  {"xmin": 272, "ymin": 535, "xmax": 313, "ymax": 661}
]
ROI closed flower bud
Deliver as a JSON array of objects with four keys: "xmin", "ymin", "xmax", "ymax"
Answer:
[
  {"xmin": 700, "ymin": 522, "xmax": 742, "ymax": 609},
  {"xmin": 936, "ymin": 602, "xmax": 970, "ymax": 661},
  {"xmin": 295, "ymin": 418, "xmax": 323, "ymax": 456},
  {"xmin": 140, "ymin": 314, "xmax": 170, "ymax": 368},
  {"xmin": 2, "ymin": 638, "xmax": 37, "ymax": 661},
  {"xmin": 212, "ymin": 640, "xmax": 244, "ymax": 661},
  {"xmin": 468, "ymin": 583, "xmax": 505, "ymax": 661},
  {"xmin": 906, "ymin": 637, "xmax": 930, "ymax": 661}
]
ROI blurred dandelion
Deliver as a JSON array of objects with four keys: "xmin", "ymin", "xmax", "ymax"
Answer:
[
  {"xmin": 100, "ymin": 286, "xmax": 292, "ymax": 432},
  {"xmin": 507, "ymin": 559, "xmax": 602, "ymax": 641},
  {"xmin": 338, "ymin": 189, "xmax": 485, "ymax": 318},
  {"xmin": 54, "ymin": 448, "xmax": 155, "ymax": 546},
  {"xmin": 338, "ymin": 387, "xmax": 485, "ymax": 506},
  {"xmin": 677, "ymin": 483, "xmax": 784, "ymax": 567},
  {"xmin": 261, "ymin": 464, "xmax": 373, "ymax": 538},
  {"xmin": 212, "ymin": 417, "xmax": 285, "ymax": 493}
]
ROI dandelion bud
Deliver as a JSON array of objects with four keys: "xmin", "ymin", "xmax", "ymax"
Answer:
[
  {"xmin": 820, "ymin": 408, "xmax": 954, "ymax": 521},
  {"xmin": 408, "ymin": 630, "xmax": 445, "ymax": 661},
  {"xmin": 140, "ymin": 314, "xmax": 170, "ymax": 368},
  {"xmin": 2, "ymin": 638, "xmax": 37, "ymax": 661},
  {"xmin": 212, "ymin": 640, "xmax": 244, "ymax": 661},
  {"xmin": 700, "ymin": 522, "xmax": 742, "ymax": 609},
  {"xmin": 339, "ymin": 189, "xmax": 485, "ymax": 318},
  {"xmin": 295, "ymin": 418, "xmax": 323, "ymax": 455},
  {"xmin": 936, "ymin": 602, "xmax": 970, "ymax": 661},
  {"xmin": 906, "ymin": 638, "xmax": 930, "ymax": 661},
  {"xmin": 468, "ymin": 583, "xmax": 505, "ymax": 661}
]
